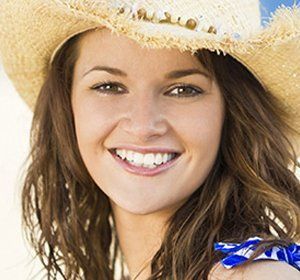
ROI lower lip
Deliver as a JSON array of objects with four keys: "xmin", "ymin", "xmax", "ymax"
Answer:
[{"xmin": 110, "ymin": 151, "xmax": 181, "ymax": 176}]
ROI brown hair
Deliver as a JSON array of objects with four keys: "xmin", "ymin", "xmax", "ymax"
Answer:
[{"xmin": 21, "ymin": 30, "xmax": 300, "ymax": 279}]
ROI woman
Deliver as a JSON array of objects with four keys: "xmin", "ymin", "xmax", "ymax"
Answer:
[{"xmin": 0, "ymin": 1, "xmax": 299, "ymax": 279}]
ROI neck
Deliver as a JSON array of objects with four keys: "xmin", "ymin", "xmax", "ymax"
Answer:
[{"xmin": 110, "ymin": 201, "xmax": 180, "ymax": 280}]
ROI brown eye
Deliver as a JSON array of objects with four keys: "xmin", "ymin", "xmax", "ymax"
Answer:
[
  {"xmin": 167, "ymin": 84, "xmax": 204, "ymax": 98},
  {"xmin": 91, "ymin": 81, "xmax": 126, "ymax": 94},
  {"xmin": 90, "ymin": 82, "xmax": 204, "ymax": 98}
]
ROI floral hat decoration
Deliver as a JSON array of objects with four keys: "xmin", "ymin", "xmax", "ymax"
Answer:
[{"xmin": 0, "ymin": 0, "xmax": 299, "ymax": 144}]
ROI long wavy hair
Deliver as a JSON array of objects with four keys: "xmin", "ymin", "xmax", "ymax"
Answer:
[{"xmin": 21, "ymin": 30, "xmax": 300, "ymax": 280}]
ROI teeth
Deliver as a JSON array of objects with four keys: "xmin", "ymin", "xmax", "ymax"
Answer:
[
  {"xmin": 114, "ymin": 149, "xmax": 176, "ymax": 168},
  {"xmin": 133, "ymin": 152, "xmax": 144, "ymax": 167}
]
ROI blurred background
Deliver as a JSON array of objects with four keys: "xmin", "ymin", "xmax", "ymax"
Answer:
[
  {"xmin": 261, "ymin": 0, "xmax": 295, "ymax": 18},
  {"xmin": 0, "ymin": 1, "xmax": 299, "ymax": 279}
]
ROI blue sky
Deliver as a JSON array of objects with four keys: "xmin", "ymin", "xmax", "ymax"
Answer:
[
  {"xmin": 260, "ymin": 0, "xmax": 296, "ymax": 16},
  {"xmin": 260, "ymin": 0, "xmax": 297, "ymax": 25}
]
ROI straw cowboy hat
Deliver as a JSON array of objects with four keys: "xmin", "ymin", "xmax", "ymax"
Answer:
[{"xmin": 0, "ymin": 1, "xmax": 299, "ymax": 144}]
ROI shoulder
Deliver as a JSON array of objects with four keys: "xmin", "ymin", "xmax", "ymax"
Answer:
[{"xmin": 209, "ymin": 260, "xmax": 300, "ymax": 280}]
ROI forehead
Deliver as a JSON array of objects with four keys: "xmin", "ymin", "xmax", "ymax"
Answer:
[{"xmin": 75, "ymin": 28, "xmax": 206, "ymax": 75}]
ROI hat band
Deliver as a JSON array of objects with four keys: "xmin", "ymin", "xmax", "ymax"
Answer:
[{"xmin": 115, "ymin": 4, "xmax": 220, "ymax": 35}]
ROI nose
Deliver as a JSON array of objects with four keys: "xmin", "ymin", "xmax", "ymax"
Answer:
[{"xmin": 120, "ymin": 93, "xmax": 168, "ymax": 141}]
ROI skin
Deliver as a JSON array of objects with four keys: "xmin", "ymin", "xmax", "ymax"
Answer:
[
  {"xmin": 71, "ymin": 28, "xmax": 299, "ymax": 279},
  {"xmin": 209, "ymin": 260, "xmax": 300, "ymax": 280}
]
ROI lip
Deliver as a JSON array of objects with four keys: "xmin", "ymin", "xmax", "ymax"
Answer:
[
  {"xmin": 109, "ymin": 149, "xmax": 181, "ymax": 177},
  {"xmin": 109, "ymin": 145, "xmax": 182, "ymax": 154}
]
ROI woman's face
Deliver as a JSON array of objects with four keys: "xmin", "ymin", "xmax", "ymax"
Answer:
[{"xmin": 72, "ymin": 28, "xmax": 225, "ymax": 215}]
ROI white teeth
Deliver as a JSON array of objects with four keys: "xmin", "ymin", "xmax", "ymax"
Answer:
[
  {"xmin": 133, "ymin": 152, "xmax": 144, "ymax": 167},
  {"xmin": 144, "ymin": 153, "xmax": 155, "ymax": 166},
  {"xmin": 114, "ymin": 149, "xmax": 177, "ymax": 168},
  {"xmin": 118, "ymin": 149, "xmax": 126, "ymax": 160},
  {"xmin": 162, "ymin": 153, "xmax": 169, "ymax": 163},
  {"xmin": 154, "ymin": 153, "xmax": 163, "ymax": 165}
]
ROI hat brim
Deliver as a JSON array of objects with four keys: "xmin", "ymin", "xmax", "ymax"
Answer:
[{"xmin": 0, "ymin": 1, "xmax": 299, "ymax": 150}]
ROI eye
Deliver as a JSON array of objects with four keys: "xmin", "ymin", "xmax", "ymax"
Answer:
[
  {"xmin": 166, "ymin": 84, "xmax": 204, "ymax": 98},
  {"xmin": 90, "ymin": 81, "xmax": 204, "ymax": 98},
  {"xmin": 90, "ymin": 81, "xmax": 126, "ymax": 94}
]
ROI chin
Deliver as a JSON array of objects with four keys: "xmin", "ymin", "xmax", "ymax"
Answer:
[
  {"xmin": 122, "ymin": 202, "xmax": 163, "ymax": 215},
  {"xmin": 115, "ymin": 197, "xmax": 182, "ymax": 216}
]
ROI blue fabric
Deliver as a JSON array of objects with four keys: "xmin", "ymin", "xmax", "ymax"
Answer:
[{"xmin": 214, "ymin": 236, "xmax": 300, "ymax": 271}]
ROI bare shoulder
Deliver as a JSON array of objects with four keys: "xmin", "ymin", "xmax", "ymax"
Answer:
[{"xmin": 209, "ymin": 260, "xmax": 300, "ymax": 280}]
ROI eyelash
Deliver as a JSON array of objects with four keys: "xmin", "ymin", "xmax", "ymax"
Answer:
[{"xmin": 90, "ymin": 80, "xmax": 204, "ymax": 98}]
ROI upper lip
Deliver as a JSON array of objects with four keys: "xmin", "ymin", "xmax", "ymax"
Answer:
[{"xmin": 109, "ymin": 145, "xmax": 182, "ymax": 154}]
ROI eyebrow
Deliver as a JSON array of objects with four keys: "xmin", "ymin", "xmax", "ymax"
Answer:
[{"xmin": 82, "ymin": 66, "xmax": 210, "ymax": 79}]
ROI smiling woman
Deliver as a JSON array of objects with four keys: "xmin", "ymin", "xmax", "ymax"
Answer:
[
  {"xmin": 20, "ymin": 26, "xmax": 300, "ymax": 279},
  {"xmin": 0, "ymin": 0, "xmax": 299, "ymax": 280},
  {"xmin": 71, "ymin": 29, "xmax": 224, "ymax": 207}
]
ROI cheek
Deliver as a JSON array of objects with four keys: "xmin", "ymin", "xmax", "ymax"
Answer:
[
  {"xmin": 176, "ymin": 100, "xmax": 224, "ymax": 153},
  {"xmin": 175, "ymin": 102, "xmax": 224, "ymax": 196},
  {"xmin": 72, "ymin": 94, "xmax": 118, "ymax": 154}
]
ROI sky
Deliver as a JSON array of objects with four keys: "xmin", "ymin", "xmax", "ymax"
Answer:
[
  {"xmin": 261, "ymin": 0, "xmax": 296, "ymax": 11},
  {"xmin": 261, "ymin": 0, "xmax": 296, "ymax": 16}
]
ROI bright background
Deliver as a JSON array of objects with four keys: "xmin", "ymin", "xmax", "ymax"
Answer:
[
  {"xmin": 261, "ymin": 0, "xmax": 295, "ymax": 16},
  {"xmin": 0, "ymin": 1, "xmax": 299, "ymax": 279}
]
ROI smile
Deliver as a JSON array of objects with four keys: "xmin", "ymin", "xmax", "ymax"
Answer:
[{"xmin": 109, "ymin": 148, "xmax": 181, "ymax": 176}]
